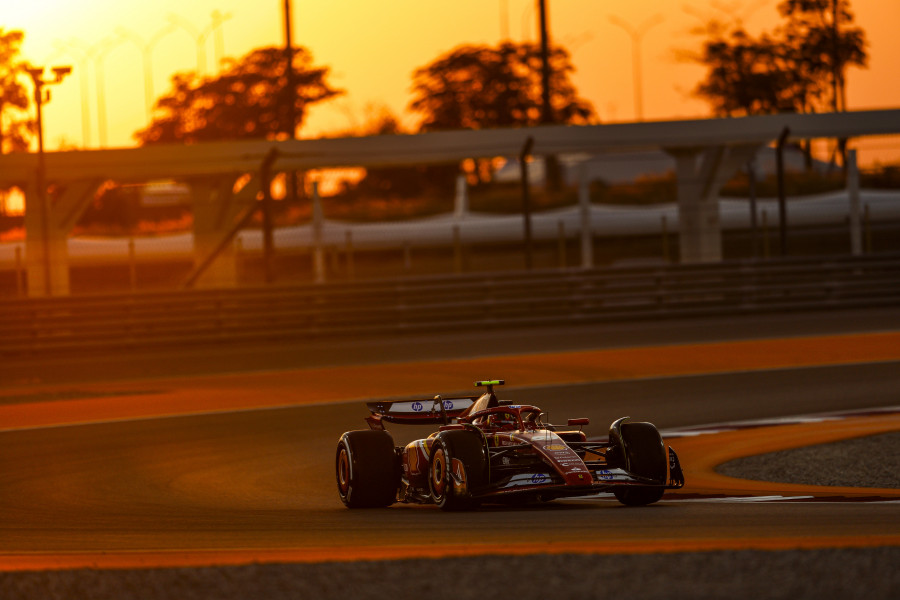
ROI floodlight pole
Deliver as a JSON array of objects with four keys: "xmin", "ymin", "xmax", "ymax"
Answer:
[
  {"xmin": 283, "ymin": 0, "xmax": 296, "ymax": 140},
  {"xmin": 283, "ymin": 0, "xmax": 299, "ymax": 204},
  {"xmin": 537, "ymin": 0, "xmax": 562, "ymax": 191},
  {"xmin": 166, "ymin": 14, "xmax": 209, "ymax": 74},
  {"xmin": 116, "ymin": 25, "xmax": 178, "ymax": 119},
  {"xmin": 27, "ymin": 65, "xmax": 72, "ymax": 296},
  {"xmin": 608, "ymin": 14, "xmax": 662, "ymax": 122},
  {"xmin": 538, "ymin": 0, "xmax": 551, "ymax": 126}
]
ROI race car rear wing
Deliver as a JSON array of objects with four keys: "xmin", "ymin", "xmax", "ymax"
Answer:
[{"xmin": 366, "ymin": 395, "xmax": 480, "ymax": 428}]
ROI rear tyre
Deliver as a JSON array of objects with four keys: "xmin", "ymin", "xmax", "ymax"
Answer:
[
  {"xmin": 613, "ymin": 422, "xmax": 667, "ymax": 507},
  {"xmin": 429, "ymin": 430, "xmax": 487, "ymax": 511},
  {"xmin": 336, "ymin": 430, "xmax": 399, "ymax": 508}
]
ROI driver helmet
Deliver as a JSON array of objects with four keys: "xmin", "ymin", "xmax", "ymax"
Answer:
[{"xmin": 490, "ymin": 412, "xmax": 517, "ymax": 430}]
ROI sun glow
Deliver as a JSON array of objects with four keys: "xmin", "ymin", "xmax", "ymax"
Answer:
[
  {"xmin": 1, "ymin": 188, "xmax": 25, "ymax": 216},
  {"xmin": 4, "ymin": 3, "xmax": 62, "ymax": 24},
  {"xmin": 2, "ymin": 0, "xmax": 898, "ymax": 164}
]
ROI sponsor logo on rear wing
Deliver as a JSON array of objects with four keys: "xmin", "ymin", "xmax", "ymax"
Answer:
[{"xmin": 366, "ymin": 396, "xmax": 479, "ymax": 425}]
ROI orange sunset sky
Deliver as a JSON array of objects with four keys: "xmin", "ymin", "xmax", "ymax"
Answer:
[{"xmin": 4, "ymin": 0, "xmax": 900, "ymax": 163}]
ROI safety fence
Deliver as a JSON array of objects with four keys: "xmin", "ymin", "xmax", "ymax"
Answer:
[
  {"xmin": 1, "ymin": 188, "xmax": 899, "ymax": 297},
  {"xmin": 1, "ymin": 253, "xmax": 898, "ymax": 359}
]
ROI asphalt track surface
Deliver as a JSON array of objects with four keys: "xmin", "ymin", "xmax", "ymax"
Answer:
[{"xmin": 1, "ymin": 308, "xmax": 899, "ymax": 598}]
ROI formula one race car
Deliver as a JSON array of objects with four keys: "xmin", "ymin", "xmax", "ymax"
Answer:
[{"xmin": 336, "ymin": 380, "xmax": 684, "ymax": 510}]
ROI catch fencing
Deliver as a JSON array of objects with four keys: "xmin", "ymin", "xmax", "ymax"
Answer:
[{"xmin": 2, "ymin": 253, "xmax": 898, "ymax": 359}]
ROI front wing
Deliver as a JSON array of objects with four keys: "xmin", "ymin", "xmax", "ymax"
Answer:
[{"xmin": 471, "ymin": 447, "xmax": 685, "ymax": 500}]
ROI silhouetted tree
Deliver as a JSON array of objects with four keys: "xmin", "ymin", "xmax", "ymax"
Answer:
[
  {"xmin": 778, "ymin": 0, "xmax": 868, "ymax": 112},
  {"xmin": 0, "ymin": 29, "xmax": 32, "ymax": 153},
  {"xmin": 694, "ymin": 28, "xmax": 809, "ymax": 116},
  {"xmin": 135, "ymin": 46, "xmax": 342, "ymax": 144},
  {"xmin": 408, "ymin": 41, "xmax": 595, "ymax": 132},
  {"xmin": 692, "ymin": 0, "xmax": 867, "ymax": 117}
]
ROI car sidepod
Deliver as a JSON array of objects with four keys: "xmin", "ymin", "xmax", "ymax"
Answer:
[
  {"xmin": 484, "ymin": 430, "xmax": 594, "ymax": 497},
  {"xmin": 526, "ymin": 430, "xmax": 594, "ymax": 486}
]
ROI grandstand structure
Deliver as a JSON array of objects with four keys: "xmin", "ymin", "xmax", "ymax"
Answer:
[{"xmin": 1, "ymin": 109, "xmax": 899, "ymax": 296}]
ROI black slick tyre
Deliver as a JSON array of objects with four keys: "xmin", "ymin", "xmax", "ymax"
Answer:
[
  {"xmin": 613, "ymin": 421, "xmax": 667, "ymax": 507},
  {"xmin": 336, "ymin": 430, "xmax": 399, "ymax": 508},
  {"xmin": 429, "ymin": 430, "xmax": 487, "ymax": 511}
]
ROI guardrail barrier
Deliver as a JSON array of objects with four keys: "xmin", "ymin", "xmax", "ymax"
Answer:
[{"xmin": 1, "ymin": 253, "xmax": 898, "ymax": 359}]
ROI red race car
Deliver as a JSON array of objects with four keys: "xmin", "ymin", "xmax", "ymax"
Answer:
[{"xmin": 336, "ymin": 380, "xmax": 684, "ymax": 510}]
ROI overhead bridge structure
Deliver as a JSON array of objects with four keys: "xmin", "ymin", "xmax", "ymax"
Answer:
[{"xmin": 1, "ymin": 109, "xmax": 899, "ymax": 296}]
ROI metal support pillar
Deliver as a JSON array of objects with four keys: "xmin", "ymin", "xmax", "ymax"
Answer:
[
  {"xmin": 189, "ymin": 176, "xmax": 256, "ymax": 288},
  {"xmin": 776, "ymin": 127, "xmax": 790, "ymax": 256},
  {"xmin": 260, "ymin": 148, "xmax": 279, "ymax": 283},
  {"xmin": 520, "ymin": 137, "xmax": 535, "ymax": 270},
  {"xmin": 847, "ymin": 148, "xmax": 862, "ymax": 256},
  {"xmin": 454, "ymin": 174, "xmax": 468, "ymax": 219},
  {"xmin": 666, "ymin": 143, "xmax": 760, "ymax": 264},
  {"xmin": 23, "ymin": 178, "xmax": 101, "ymax": 296},
  {"xmin": 577, "ymin": 162, "xmax": 593, "ymax": 269},
  {"xmin": 747, "ymin": 157, "xmax": 759, "ymax": 258},
  {"xmin": 312, "ymin": 181, "xmax": 325, "ymax": 284}
]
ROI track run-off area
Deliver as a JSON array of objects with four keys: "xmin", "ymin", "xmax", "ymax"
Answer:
[{"xmin": 1, "ymin": 310, "xmax": 899, "ymax": 573}]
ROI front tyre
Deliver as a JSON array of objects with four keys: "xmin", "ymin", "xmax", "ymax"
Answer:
[
  {"xmin": 429, "ymin": 431, "xmax": 487, "ymax": 511},
  {"xmin": 336, "ymin": 430, "xmax": 399, "ymax": 508},
  {"xmin": 613, "ymin": 421, "xmax": 667, "ymax": 507}
]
